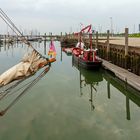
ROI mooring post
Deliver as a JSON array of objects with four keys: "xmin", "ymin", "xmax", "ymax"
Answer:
[
  {"xmin": 44, "ymin": 33, "xmax": 46, "ymax": 55},
  {"xmin": 96, "ymin": 31, "xmax": 98, "ymax": 49},
  {"xmin": 107, "ymin": 30, "xmax": 110, "ymax": 60},
  {"xmin": 5, "ymin": 35, "xmax": 6, "ymax": 43},
  {"xmin": 124, "ymin": 77, "xmax": 131, "ymax": 120},
  {"xmin": 60, "ymin": 32, "xmax": 62, "ymax": 42},
  {"xmin": 125, "ymin": 28, "xmax": 128, "ymax": 56},
  {"xmin": 44, "ymin": 33, "xmax": 46, "ymax": 41},
  {"xmin": 16, "ymin": 35, "xmax": 18, "ymax": 43},
  {"xmin": 0, "ymin": 35, "xmax": 1, "ymax": 52},
  {"xmin": 125, "ymin": 28, "xmax": 129, "ymax": 69},
  {"xmin": 107, "ymin": 81, "xmax": 111, "ymax": 99}
]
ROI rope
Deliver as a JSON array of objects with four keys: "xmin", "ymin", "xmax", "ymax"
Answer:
[
  {"xmin": 0, "ymin": 77, "xmax": 32, "ymax": 101},
  {"xmin": 0, "ymin": 66, "xmax": 50, "ymax": 116},
  {"xmin": 0, "ymin": 8, "xmax": 43, "ymax": 57}
]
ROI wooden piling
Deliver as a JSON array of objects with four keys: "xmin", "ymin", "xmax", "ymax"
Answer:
[
  {"xmin": 96, "ymin": 31, "xmax": 98, "ymax": 49},
  {"xmin": 125, "ymin": 28, "xmax": 128, "ymax": 56},
  {"xmin": 107, "ymin": 81, "xmax": 111, "ymax": 99},
  {"xmin": 44, "ymin": 33, "xmax": 47, "ymax": 55},
  {"xmin": 125, "ymin": 28, "xmax": 129, "ymax": 69},
  {"xmin": 44, "ymin": 33, "xmax": 46, "ymax": 41},
  {"xmin": 107, "ymin": 30, "xmax": 110, "ymax": 60},
  {"xmin": 60, "ymin": 32, "xmax": 63, "ymax": 42}
]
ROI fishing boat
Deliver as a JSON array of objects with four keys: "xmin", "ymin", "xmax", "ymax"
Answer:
[
  {"xmin": 72, "ymin": 48, "xmax": 102, "ymax": 70},
  {"xmin": 72, "ymin": 24, "xmax": 102, "ymax": 70}
]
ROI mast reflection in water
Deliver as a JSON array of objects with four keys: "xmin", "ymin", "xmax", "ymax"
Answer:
[
  {"xmin": 79, "ymin": 67, "xmax": 103, "ymax": 111},
  {"xmin": 73, "ymin": 60, "xmax": 140, "ymax": 120}
]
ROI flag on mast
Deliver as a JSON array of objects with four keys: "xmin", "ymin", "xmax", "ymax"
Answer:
[{"xmin": 48, "ymin": 40, "xmax": 56, "ymax": 58}]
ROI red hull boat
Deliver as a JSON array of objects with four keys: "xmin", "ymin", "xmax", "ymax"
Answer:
[
  {"xmin": 72, "ymin": 47, "xmax": 102, "ymax": 70},
  {"xmin": 72, "ymin": 24, "xmax": 102, "ymax": 70}
]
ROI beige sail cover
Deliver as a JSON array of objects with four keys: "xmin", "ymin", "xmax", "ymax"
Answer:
[{"xmin": 0, "ymin": 50, "xmax": 47, "ymax": 86}]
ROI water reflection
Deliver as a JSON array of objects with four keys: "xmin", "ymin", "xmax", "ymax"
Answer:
[
  {"xmin": 103, "ymin": 71, "xmax": 140, "ymax": 120},
  {"xmin": 0, "ymin": 43, "xmax": 2, "ymax": 52},
  {"xmin": 0, "ymin": 40, "xmax": 52, "ymax": 117},
  {"xmin": 79, "ymin": 67, "xmax": 103, "ymax": 110},
  {"xmin": 44, "ymin": 40, "xmax": 47, "ymax": 55},
  {"xmin": 0, "ymin": 41, "xmax": 44, "ymax": 54},
  {"xmin": 73, "ymin": 61, "xmax": 140, "ymax": 120},
  {"xmin": 0, "ymin": 65, "xmax": 50, "ymax": 117},
  {"xmin": 72, "ymin": 57, "xmax": 103, "ymax": 110}
]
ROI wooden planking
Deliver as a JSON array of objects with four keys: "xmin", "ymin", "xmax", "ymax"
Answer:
[{"xmin": 102, "ymin": 59, "xmax": 140, "ymax": 92}]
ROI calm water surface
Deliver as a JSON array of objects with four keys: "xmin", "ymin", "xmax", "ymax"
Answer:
[{"xmin": 0, "ymin": 41, "xmax": 140, "ymax": 140}]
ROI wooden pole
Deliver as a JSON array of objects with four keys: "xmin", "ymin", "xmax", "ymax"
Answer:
[
  {"xmin": 107, "ymin": 30, "xmax": 110, "ymax": 52},
  {"xmin": 44, "ymin": 33, "xmax": 46, "ymax": 41},
  {"xmin": 125, "ymin": 28, "xmax": 129, "ymax": 69},
  {"xmin": 60, "ymin": 32, "xmax": 62, "ymax": 42},
  {"xmin": 125, "ymin": 28, "xmax": 128, "ymax": 56},
  {"xmin": 125, "ymin": 78, "xmax": 130, "ymax": 120},
  {"xmin": 89, "ymin": 33, "xmax": 92, "ymax": 50},
  {"xmin": 107, "ymin": 30, "xmax": 110, "ymax": 60},
  {"xmin": 107, "ymin": 81, "xmax": 110, "ymax": 99},
  {"xmin": 96, "ymin": 31, "xmax": 98, "ymax": 48}
]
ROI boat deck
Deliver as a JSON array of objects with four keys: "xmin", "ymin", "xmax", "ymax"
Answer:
[{"xmin": 102, "ymin": 59, "xmax": 140, "ymax": 92}]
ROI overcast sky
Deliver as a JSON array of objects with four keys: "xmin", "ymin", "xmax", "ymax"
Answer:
[{"xmin": 0, "ymin": 0, "xmax": 140, "ymax": 34}]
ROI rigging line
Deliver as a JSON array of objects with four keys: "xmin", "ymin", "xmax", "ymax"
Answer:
[
  {"xmin": 0, "ymin": 9, "xmax": 32, "ymax": 47},
  {"xmin": 0, "ymin": 14, "xmax": 20, "ymax": 36},
  {"xmin": 0, "ymin": 63, "xmax": 51, "ymax": 100},
  {"xmin": 1, "ymin": 72, "xmax": 43, "ymax": 100},
  {"xmin": 0, "ymin": 78, "xmax": 32, "ymax": 101},
  {"xmin": 0, "ymin": 10, "xmax": 30, "ymax": 42},
  {"xmin": 0, "ymin": 66, "xmax": 50, "ymax": 116},
  {"xmin": 0, "ymin": 82, "xmax": 22, "ymax": 100},
  {"xmin": 0, "ymin": 79, "xmax": 25, "ymax": 94},
  {"xmin": 0, "ymin": 13, "xmax": 29, "ymax": 48},
  {"xmin": 0, "ymin": 78, "xmax": 34, "ymax": 101},
  {"xmin": 0, "ymin": 8, "xmax": 43, "ymax": 57},
  {"xmin": 0, "ymin": 8, "xmax": 23, "ymax": 36},
  {"xmin": 0, "ymin": 11, "xmax": 20, "ymax": 36},
  {"xmin": 0, "ymin": 11, "xmax": 30, "ymax": 45}
]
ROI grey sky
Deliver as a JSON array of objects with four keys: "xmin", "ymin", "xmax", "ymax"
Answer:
[{"xmin": 0, "ymin": 0, "xmax": 140, "ymax": 34}]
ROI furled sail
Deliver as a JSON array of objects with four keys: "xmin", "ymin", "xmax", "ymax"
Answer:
[
  {"xmin": 0, "ymin": 8, "xmax": 56, "ymax": 86},
  {"xmin": 0, "ymin": 50, "xmax": 54, "ymax": 86}
]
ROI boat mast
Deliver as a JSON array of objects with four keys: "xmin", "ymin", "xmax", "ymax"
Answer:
[
  {"xmin": 79, "ymin": 31, "xmax": 82, "ymax": 48},
  {"xmin": 89, "ymin": 31, "xmax": 92, "ymax": 50},
  {"xmin": 89, "ymin": 25, "xmax": 92, "ymax": 50}
]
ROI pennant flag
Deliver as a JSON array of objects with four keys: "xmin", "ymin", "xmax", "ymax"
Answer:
[{"xmin": 48, "ymin": 40, "xmax": 56, "ymax": 58}]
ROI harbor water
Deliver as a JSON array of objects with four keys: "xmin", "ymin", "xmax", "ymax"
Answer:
[{"xmin": 0, "ymin": 41, "xmax": 140, "ymax": 140}]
